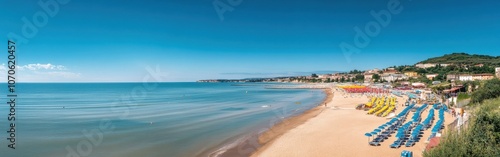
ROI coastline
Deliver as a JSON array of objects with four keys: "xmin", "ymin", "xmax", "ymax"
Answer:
[
  {"xmin": 250, "ymin": 88, "xmax": 333, "ymax": 156},
  {"xmin": 211, "ymin": 88, "xmax": 333, "ymax": 157}
]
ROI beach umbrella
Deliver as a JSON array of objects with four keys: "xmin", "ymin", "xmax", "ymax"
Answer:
[
  {"xmin": 378, "ymin": 126, "xmax": 386, "ymax": 130},
  {"xmin": 364, "ymin": 133, "xmax": 372, "ymax": 143},
  {"xmin": 374, "ymin": 129, "xmax": 381, "ymax": 133}
]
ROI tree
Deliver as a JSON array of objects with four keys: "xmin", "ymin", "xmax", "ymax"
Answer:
[
  {"xmin": 435, "ymin": 73, "xmax": 446, "ymax": 81},
  {"xmin": 326, "ymin": 78, "xmax": 331, "ymax": 83},
  {"xmin": 424, "ymin": 97, "xmax": 500, "ymax": 157},
  {"xmin": 355, "ymin": 74, "xmax": 365, "ymax": 82},
  {"xmin": 373, "ymin": 74, "xmax": 380, "ymax": 82},
  {"xmin": 311, "ymin": 78, "xmax": 317, "ymax": 83},
  {"xmin": 340, "ymin": 76, "xmax": 345, "ymax": 82},
  {"xmin": 417, "ymin": 68, "xmax": 428, "ymax": 75},
  {"xmin": 471, "ymin": 78, "xmax": 500, "ymax": 104}
]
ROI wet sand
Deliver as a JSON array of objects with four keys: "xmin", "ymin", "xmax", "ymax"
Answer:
[{"xmin": 213, "ymin": 88, "xmax": 333, "ymax": 157}]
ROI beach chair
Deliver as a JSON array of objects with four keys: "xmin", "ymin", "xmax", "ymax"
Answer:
[
  {"xmin": 401, "ymin": 150, "xmax": 413, "ymax": 157},
  {"xmin": 390, "ymin": 138, "xmax": 404, "ymax": 149},
  {"xmin": 390, "ymin": 143, "xmax": 401, "ymax": 148},
  {"xmin": 405, "ymin": 140, "xmax": 415, "ymax": 147},
  {"xmin": 369, "ymin": 138, "xmax": 382, "ymax": 146}
]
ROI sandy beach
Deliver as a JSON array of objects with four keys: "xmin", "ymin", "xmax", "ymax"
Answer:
[
  {"xmin": 215, "ymin": 88, "xmax": 333, "ymax": 157},
  {"xmin": 251, "ymin": 87, "xmax": 454, "ymax": 157}
]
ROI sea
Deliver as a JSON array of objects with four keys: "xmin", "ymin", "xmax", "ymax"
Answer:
[{"xmin": 0, "ymin": 83, "xmax": 325, "ymax": 157}]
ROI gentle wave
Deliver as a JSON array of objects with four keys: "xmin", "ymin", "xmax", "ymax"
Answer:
[{"xmin": 0, "ymin": 83, "xmax": 325, "ymax": 157}]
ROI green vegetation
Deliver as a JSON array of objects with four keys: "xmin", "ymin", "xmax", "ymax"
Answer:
[
  {"xmin": 424, "ymin": 97, "xmax": 500, "ymax": 157},
  {"xmin": 408, "ymin": 76, "xmax": 433, "ymax": 85},
  {"xmin": 430, "ymin": 82, "xmax": 451, "ymax": 93},
  {"xmin": 471, "ymin": 78, "xmax": 500, "ymax": 104},
  {"xmin": 396, "ymin": 53, "xmax": 498, "ymax": 83},
  {"xmin": 425, "ymin": 78, "xmax": 500, "ymax": 157},
  {"xmin": 372, "ymin": 74, "xmax": 380, "ymax": 82},
  {"xmin": 355, "ymin": 74, "xmax": 364, "ymax": 82},
  {"xmin": 457, "ymin": 93, "xmax": 471, "ymax": 101},
  {"xmin": 348, "ymin": 69, "xmax": 363, "ymax": 74},
  {"xmin": 419, "ymin": 64, "xmax": 496, "ymax": 75},
  {"xmin": 420, "ymin": 52, "xmax": 500, "ymax": 66}
]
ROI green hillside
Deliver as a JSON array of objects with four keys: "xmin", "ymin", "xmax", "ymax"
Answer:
[{"xmin": 419, "ymin": 53, "xmax": 500, "ymax": 66}]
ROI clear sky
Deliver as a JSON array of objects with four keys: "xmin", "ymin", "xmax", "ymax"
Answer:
[{"xmin": 1, "ymin": 0, "xmax": 499, "ymax": 82}]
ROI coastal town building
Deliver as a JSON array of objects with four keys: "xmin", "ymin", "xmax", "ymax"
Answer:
[
  {"xmin": 415, "ymin": 63, "xmax": 450, "ymax": 69},
  {"xmin": 415, "ymin": 63, "xmax": 437, "ymax": 69},
  {"xmin": 383, "ymin": 69, "xmax": 398, "ymax": 74},
  {"xmin": 318, "ymin": 74, "xmax": 332, "ymax": 79},
  {"xmin": 440, "ymin": 64, "xmax": 450, "ymax": 67},
  {"xmin": 404, "ymin": 71, "xmax": 418, "ymax": 78},
  {"xmin": 330, "ymin": 74, "xmax": 341, "ymax": 80},
  {"xmin": 366, "ymin": 68, "xmax": 380, "ymax": 74},
  {"xmin": 381, "ymin": 74, "xmax": 408, "ymax": 82},
  {"xmin": 426, "ymin": 74, "xmax": 439, "ymax": 80},
  {"xmin": 447, "ymin": 73, "xmax": 495, "ymax": 81},
  {"xmin": 459, "ymin": 75, "xmax": 473, "ymax": 81},
  {"xmin": 364, "ymin": 73, "xmax": 373, "ymax": 82},
  {"xmin": 412, "ymin": 82, "xmax": 426, "ymax": 88},
  {"xmin": 472, "ymin": 73, "xmax": 494, "ymax": 80},
  {"xmin": 447, "ymin": 74, "xmax": 459, "ymax": 81},
  {"xmin": 400, "ymin": 81, "xmax": 411, "ymax": 86},
  {"xmin": 496, "ymin": 67, "xmax": 500, "ymax": 78}
]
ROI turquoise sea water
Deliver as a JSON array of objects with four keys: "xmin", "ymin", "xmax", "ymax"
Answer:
[{"xmin": 0, "ymin": 83, "xmax": 325, "ymax": 157}]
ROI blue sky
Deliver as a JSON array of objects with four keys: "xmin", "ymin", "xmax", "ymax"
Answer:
[{"xmin": 1, "ymin": 0, "xmax": 499, "ymax": 82}]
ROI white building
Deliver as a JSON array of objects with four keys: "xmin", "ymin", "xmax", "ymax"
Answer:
[
  {"xmin": 381, "ymin": 74, "xmax": 408, "ymax": 82},
  {"xmin": 415, "ymin": 63, "xmax": 450, "ymax": 69},
  {"xmin": 415, "ymin": 63, "xmax": 436, "ymax": 69},
  {"xmin": 318, "ymin": 74, "xmax": 332, "ymax": 79},
  {"xmin": 459, "ymin": 75, "xmax": 473, "ymax": 81},
  {"xmin": 364, "ymin": 73, "xmax": 374, "ymax": 82},
  {"xmin": 426, "ymin": 74, "xmax": 439, "ymax": 80},
  {"xmin": 472, "ymin": 73, "xmax": 494, "ymax": 80},
  {"xmin": 439, "ymin": 64, "xmax": 450, "ymax": 67},
  {"xmin": 447, "ymin": 74, "xmax": 459, "ymax": 81},
  {"xmin": 496, "ymin": 67, "xmax": 500, "ymax": 78},
  {"xmin": 366, "ymin": 68, "xmax": 380, "ymax": 74}
]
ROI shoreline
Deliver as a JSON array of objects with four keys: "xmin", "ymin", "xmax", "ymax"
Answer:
[
  {"xmin": 251, "ymin": 89, "xmax": 456, "ymax": 157},
  {"xmin": 250, "ymin": 88, "xmax": 333, "ymax": 156},
  {"xmin": 210, "ymin": 87, "xmax": 333, "ymax": 157}
]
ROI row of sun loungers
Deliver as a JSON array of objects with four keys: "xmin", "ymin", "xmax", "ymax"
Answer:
[
  {"xmin": 411, "ymin": 104, "xmax": 428, "ymax": 122},
  {"xmin": 427, "ymin": 107, "xmax": 446, "ymax": 141},
  {"xmin": 366, "ymin": 102, "xmax": 450, "ymax": 149},
  {"xmin": 405, "ymin": 124, "xmax": 424, "ymax": 147},
  {"xmin": 390, "ymin": 121, "xmax": 413, "ymax": 148},
  {"xmin": 367, "ymin": 97, "xmax": 397, "ymax": 117},
  {"xmin": 390, "ymin": 104, "xmax": 433, "ymax": 148},
  {"xmin": 366, "ymin": 104, "xmax": 414, "ymax": 146},
  {"xmin": 422, "ymin": 109, "xmax": 435, "ymax": 129}
]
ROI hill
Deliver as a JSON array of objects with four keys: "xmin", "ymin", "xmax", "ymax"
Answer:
[{"xmin": 418, "ymin": 53, "xmax": 500, "ymax": 66}]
